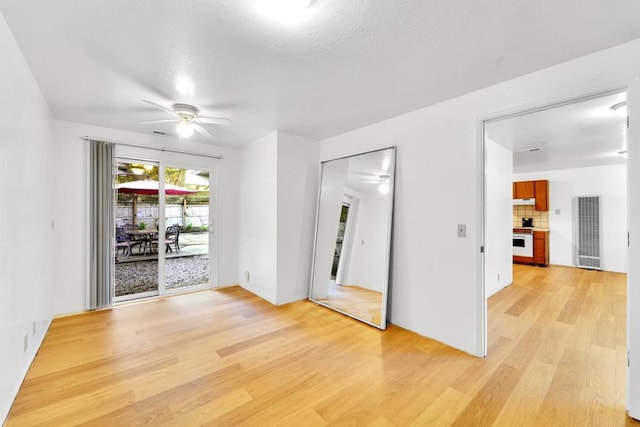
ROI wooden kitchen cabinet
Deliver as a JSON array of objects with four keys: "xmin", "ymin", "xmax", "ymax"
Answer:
[
  {"xmin": 533, "ymin": 231, "xmax": 549, "ymax": 266},
  {"xmin": 512, "ymin": 179, "xmax": 549, "ymax": 211},
  {"xmin": 513, "ymin": 181, "xmax": 535, "ymax": 199},
  {"xmin": 534, "ymin": 180, "xmax": 548, "ymax": 211}
]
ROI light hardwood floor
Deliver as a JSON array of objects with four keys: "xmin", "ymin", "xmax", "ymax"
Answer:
[{"xmin": 6, "ymin": 265, "xmax": 640, "ymax": 426}]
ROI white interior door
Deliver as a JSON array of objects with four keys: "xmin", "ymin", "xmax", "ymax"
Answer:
[{"xmin": 628, "ymin": 78, "xmax": 640, "ymax": 420}]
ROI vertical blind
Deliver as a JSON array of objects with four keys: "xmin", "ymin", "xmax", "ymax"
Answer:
[{"xmin": 89, "ymin": 140, "xmax": 114, "ymax": 309}]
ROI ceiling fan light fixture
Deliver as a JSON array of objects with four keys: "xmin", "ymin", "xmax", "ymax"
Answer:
[
  {"xmin": 176, "ymin": 120, "xmax": 194, "ymax": 138},
  {"xmin": 172, "ymin": 103, "xmax": 199, "ymax": 120},
  {"xmin": 141, "ymin": 100, "xmax": 231, "ymax": 141}
]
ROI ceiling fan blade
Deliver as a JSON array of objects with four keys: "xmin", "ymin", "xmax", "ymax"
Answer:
[
  {"xmin": 152, "ymin": 130, "xmax": 178, "ymax": 138},
  {"xmin": 194, "ymin": 117, "xmax": 233, "ymax": 126},
  {"xmin": 138, "ymin": 119, "xmax": 179, "ymax": 125},
  {"xmin": 192, "ymin": 123, "xmax": 216, "ymax": 139},
  {"xmin": 142, "ymin": 100, "xmax": 179, "ymax": 117}
]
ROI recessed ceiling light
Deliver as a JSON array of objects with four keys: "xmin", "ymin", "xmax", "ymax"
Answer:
[{"xmin": 611, "ymin": 101, "xmax": 627, "ymax": 117}]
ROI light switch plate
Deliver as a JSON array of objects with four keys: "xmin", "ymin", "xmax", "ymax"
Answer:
[{"xmin": 457, "ymin": 224, "xmax": 466, "ymax": 238}]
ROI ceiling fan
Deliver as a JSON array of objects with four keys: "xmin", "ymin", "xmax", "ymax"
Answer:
[
  {"xmin": 353, "ymin": 172, "xmax": 391, "ymax": 194},
  {"xmin": 140, "ymin": 100, "xmax": 233, "ymax": 139},
  {"xmin": 352, "ymin": 171, "xmax": 390, "ymax": 183}
]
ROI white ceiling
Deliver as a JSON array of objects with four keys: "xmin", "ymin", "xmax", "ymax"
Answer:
[
  {"xmin": 486, "ymin": 91, "xmax": 628, "ymax": 173},
  {"xmin": 1, "ymin": 1, "xmax": 640, "ymax": 146}
]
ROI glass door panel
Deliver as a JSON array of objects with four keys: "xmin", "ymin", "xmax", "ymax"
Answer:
[
  {"xmin": 113, "ymin": 160, "xmax": 160, "ymax": 302},
  {"xmin": 163, "ymin": 166, "xmax": 211, "ymax": 292}
]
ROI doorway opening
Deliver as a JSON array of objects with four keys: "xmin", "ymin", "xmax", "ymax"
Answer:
[
  {"xmin": 483, "ymin": 89, "xmax": 628, "ymax": 303},
  {"xmin": 331, "ymin": 202, "xmax": 350, "ymax": 281},
  {"xmin": 481, "ymin": 89, "xmax": 630, "ymax": 408}
]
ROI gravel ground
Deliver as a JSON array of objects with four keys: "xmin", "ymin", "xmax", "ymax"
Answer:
[{"xmin": 114, "ymin": 256, "xmax": 210, "ymax": 296}]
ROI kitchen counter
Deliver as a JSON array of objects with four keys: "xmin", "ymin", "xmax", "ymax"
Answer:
[{"xmin": 513, "ymin": 227, "xmax": 549, "ymax": 233}]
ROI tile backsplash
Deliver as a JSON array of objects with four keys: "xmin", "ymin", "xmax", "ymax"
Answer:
[{"xmin": 513, "ymin": 206, "xmax": 549, "ymax": 228}]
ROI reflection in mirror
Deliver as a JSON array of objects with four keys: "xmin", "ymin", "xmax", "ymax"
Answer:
[{"xmin": 309, "ymin": 147, "xmax": 396, "ymax": 329}]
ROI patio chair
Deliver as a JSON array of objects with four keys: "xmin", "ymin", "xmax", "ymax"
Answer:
[
  {"xmin": 165, "ymin": 225, "xmax": 181, "ymax": 253},
  {"xmin": 115, "ymin": 226, "xmax": 143, "ymax": 257},
  {"xmin": 148, "ymin": 225, "xmax": 180, "ymax": 254}
]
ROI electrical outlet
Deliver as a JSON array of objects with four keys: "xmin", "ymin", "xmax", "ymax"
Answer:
[
  {"xmin": 457, "ymin": 224, "xmax": 466, "ymax": 238},
  {"xmin": 244, "ymin": 271, "xmax": 250, "ymax": 282},
  {"xmin": 497, "ymin": 273, "xmax": 500, "ymax": 282},
  {"xmin": 32, "ymin": 321, "xmax": 36, "ymax": 336},
  {"xmin": 23, "ymin": 335, "xmax": 28, "ymax": 352}
]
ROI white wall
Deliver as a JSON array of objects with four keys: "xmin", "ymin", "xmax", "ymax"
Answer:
[
  {"xmin": 514, "ymin": 164, "xmax": 627, "ymax": 273},
  {"xmin": 237, "ymin": 132, "xmax": 279, "ymax": 303},
  {"xmin": 238, "ymin": 131, "xmax": 319, "ymax": 305},
  {"xmin": 51, "ymin": 119, "xmax": 241, "ymax": 315},
  {"xmin": 347, "ymin": 193, "xmax": 388, "ymax": 292},
  {"xmin": 0, "ymin": 12, "xmax": 55, "ymax": 422},
  {"xmin": 276, "ymin": 132, "xmax": 319, "ymax": 304},
  {"xmin": 485, "ymin": 138, "xmax": 514, "ymax": 297},
  {"xmin": 321, "ymin": 39, "xmax": 640, "ymax": 356}
]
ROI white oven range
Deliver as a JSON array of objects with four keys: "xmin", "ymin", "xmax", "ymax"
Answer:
[{"xmin": 513, "ymin": 232, "xmax": 533, "ymax": 257}]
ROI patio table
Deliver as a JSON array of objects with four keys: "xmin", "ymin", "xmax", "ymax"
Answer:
[{"xmin": 126, "ymin": 229, "xmax": 158, "ymax": 256}]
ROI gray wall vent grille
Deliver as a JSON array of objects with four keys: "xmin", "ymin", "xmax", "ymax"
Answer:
[{"xmin": 576, "ymin": 196, "xmax": 602, "ymax": 270}]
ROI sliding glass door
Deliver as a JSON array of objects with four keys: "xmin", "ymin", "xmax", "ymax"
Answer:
[
  {"xmin": 112, "ymin": 146, "xmax": 216, "ymax": 303},
  {"xmin": 162, "ymin": 164, "xmax": 212, "ymax": 294},
  {"xmin": 114, "ymin": 159, "xmax": 160, "ymax": 301}
]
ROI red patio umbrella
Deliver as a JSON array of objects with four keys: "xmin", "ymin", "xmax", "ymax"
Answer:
[
  {"xmin": 116, "ymin": 180, "xmax": 197, "ymax": 226},
  {"xmin": 116, "ymin": 179, "xmax": 197, "ymax": 195}
]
